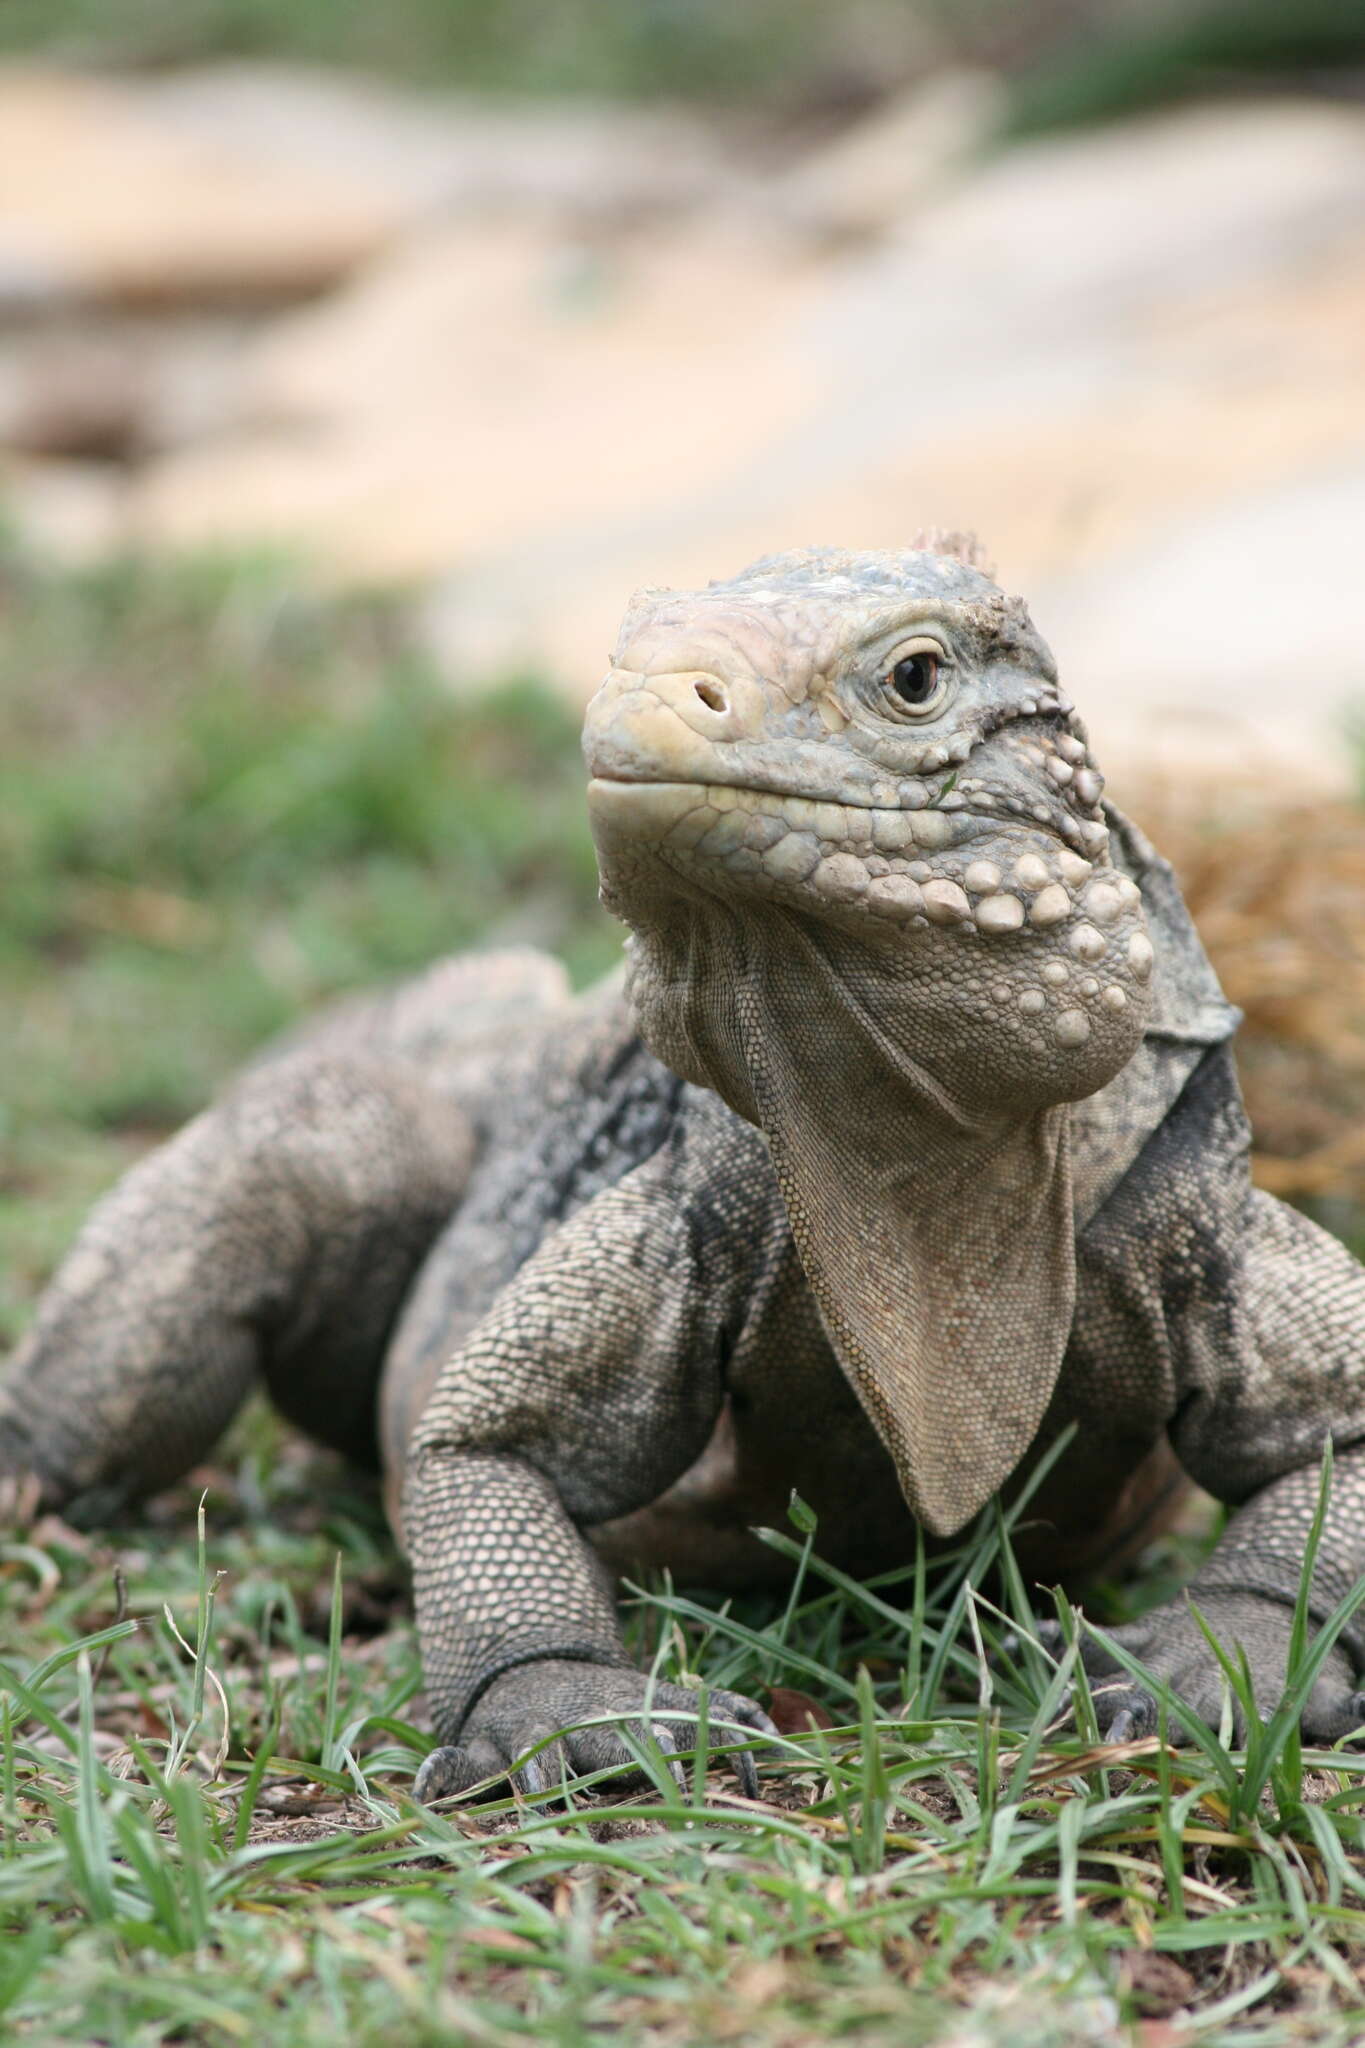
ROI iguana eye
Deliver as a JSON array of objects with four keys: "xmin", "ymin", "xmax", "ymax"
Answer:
[{"xmin": 884, "ymin": 643, "xmax": 948, "ymax": 717}]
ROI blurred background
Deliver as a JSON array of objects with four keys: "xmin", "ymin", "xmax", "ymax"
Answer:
[{"xmin": 2, "ymin": 0, "xmax": 1364, "ymax": 1332}]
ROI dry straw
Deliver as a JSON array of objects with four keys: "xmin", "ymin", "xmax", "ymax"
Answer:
[{"xmin": 1148, "ymin": 788, "xmax": 1365, "ymax": 1202}]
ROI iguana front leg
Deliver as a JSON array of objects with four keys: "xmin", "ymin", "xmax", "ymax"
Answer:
[
  {"xmin": 1074, "ymin": 1454, "xmax": 1365, "ymax": 1743},
  {"xmin": 1078, "ymin": 1190, "xmax": 1365, "ymax": 1743},
  {"xmin": 403, "ymin": 1112, "xmax": 779, "ymax": 1799},
  {"xmin": 0, "ymin": 952, "xmax": 578, "ymax": 1518},
  {"xmin": 409, "ymin": 1452, "xmax": 771, "ymax": 1797}
]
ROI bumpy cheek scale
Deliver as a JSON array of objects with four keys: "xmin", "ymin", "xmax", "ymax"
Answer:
[{"xmin": 683, "ymin": 790, "xmax": 1155, "ymax": 1069}]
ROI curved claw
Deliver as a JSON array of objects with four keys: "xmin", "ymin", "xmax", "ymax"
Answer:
[
  {"xmin": 647, "ymin": 1722, "xmax": 689, "ymax": 1796},
  {"xmin": 515, "ymin": 1730, "xmax": 571, "ymax": 1798},
  {"xmin": 413, "ymin": 1744, "xmax": 463, "ymax": 1802},
  {"xmin": 414, "ymin": 1738, "xmax": 506, "ymax": 1803},
  {"xmin": 729, "ymin": 1739, "xmax": 760, "ymax": 1800},
  {"xmin": 417, "ymin": 1665, "xmax": 778, "ymax": 1807},
  {"xmin": 1064, "ymin": 1592, "xmax": 1365, "ymax": 1751},
  {"xmin": 711, "ymin": 1694, "xmax": 776, "ymax": 1799}
]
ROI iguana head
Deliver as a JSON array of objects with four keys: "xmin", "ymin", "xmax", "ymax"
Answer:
[{"xmin": 583, "ymin": 542, "xmax": 1153, "ymax": 1534}]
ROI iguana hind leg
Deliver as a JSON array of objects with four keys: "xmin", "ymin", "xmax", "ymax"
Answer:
[
  {"xmin": 0, "ymin": 948, "xmax": 573, "ymax": 1524},
  {"xmin": 0, "ymin": 1052, "xmax": 473, "ymax": 1521}
]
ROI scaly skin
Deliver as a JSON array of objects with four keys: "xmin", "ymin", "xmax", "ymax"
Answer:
[{"xmin": 5, "ymin": 539, "xmax": 1365, "ymax": 1796}]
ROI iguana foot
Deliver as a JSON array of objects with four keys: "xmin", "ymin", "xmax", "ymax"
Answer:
[
  {"xmin": 1050, "ymin": 1592, "xmax": 1365, "ymax": 1745},
  {"xmin": 414, "ymin": 1659, "xmax": 776, "ymax": 1802}
]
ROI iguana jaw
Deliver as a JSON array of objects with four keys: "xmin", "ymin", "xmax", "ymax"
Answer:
[
  {"xmin": 587, "ymin": 768, "xmax": 1150, "ymax": 1119},
  {"xmin": 587, "ymin": 771, "xmax": 1106, "ymax": 890}
]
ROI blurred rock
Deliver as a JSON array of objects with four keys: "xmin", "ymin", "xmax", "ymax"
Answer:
[
  {"xmin": 0, "ymin": 316, "xmax": 256, "ymax": 468},
  {"xmin": 0, "ymin": 236, "xmax": 70, "ymax": 318},
  {"xmin": 132, "ymin": 63, "xmax": 757, "ymax": 229},
  {"xmin": 126, "ymin": 217, "xmax": 821, "ymax": 580},
  {"xmin": 0, "ymin": 59, "xmax": 760, "ymax": 310},
  {"xmin": 0, "ymin": 68, "xmax": 394, "ymax": 307},
  {"xmin": 417, "ymin": 100, "xmax": 1365, "ymax": 781},
  {"xmin": 1035, "ymin": 463, "xmax": 1365, "ymax": 784},
  {"xmin": 1, "ymin": 456, "xmax": 124, "ymax": 562},
  {"xmin": 5, "ymin": 60, "xmax": 1364, "ymax": 784},
  {"xmin": 139, "ymin": 319, "xmax": 256, "ymax": 450},
  {"xmin": 764, "ymin": 68, "xmax": 1004, "ymax": 242},
  {"xmin": 0, "ymin": 334, "xmax": 150, "ymax": 461}
]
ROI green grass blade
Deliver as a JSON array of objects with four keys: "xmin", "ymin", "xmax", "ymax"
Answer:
[{"xmin": 72, "ymin": 1651, "xmax": 116, "ymax": 1923}]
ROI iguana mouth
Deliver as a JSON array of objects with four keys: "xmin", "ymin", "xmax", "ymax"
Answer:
[{"xmin": 588, "ymin": 771, "xmax": 1106, "ymax": 862}]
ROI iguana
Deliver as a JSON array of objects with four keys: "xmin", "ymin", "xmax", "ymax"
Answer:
[{"xmin": 5, "ymin": 538, "xmax": 1365, "ymax": 1799}]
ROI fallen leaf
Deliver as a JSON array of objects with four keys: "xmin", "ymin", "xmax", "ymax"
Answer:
[{"xmin": 767, "ymin": 1686, "xmax": 835, "ymax": 1734}]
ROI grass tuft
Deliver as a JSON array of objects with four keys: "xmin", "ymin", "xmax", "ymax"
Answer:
[{"xmin": 6, "ymin": 1401, "xmax": 1365, "ymax": 2036}]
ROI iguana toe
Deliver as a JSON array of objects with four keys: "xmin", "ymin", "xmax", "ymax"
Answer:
[
  {"xmin": 1074, "ymin": 1591, "xmax": 1361, "ymax": 1747},
  {"xmin": 1298, "ymin": 1684, "xmax": 1365, "ymax": 1746},
  {"xmin": 413, "ymin": 1739, "xmax": 508, "ymax": 1803},
  {"xmin": 419, "ymin": 1660, "xmax": 775, "ymax": 1803}
]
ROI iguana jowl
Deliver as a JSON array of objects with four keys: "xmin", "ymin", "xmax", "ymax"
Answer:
[{"xmin": 5, "ymin": 538, "xmax": 1365, "ymax": 1795}]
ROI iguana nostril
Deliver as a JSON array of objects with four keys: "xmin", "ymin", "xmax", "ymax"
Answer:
[{"xmin": 694, "ymin": 679, "xmax": 727, "ymax": 714}]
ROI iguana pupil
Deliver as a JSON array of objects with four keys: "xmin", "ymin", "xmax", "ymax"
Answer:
[{"xmin": 890, "ymin": 652, "xmax": 937, "ymax": 703}]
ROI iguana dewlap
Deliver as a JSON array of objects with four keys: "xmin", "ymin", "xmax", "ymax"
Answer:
[{"xmin": 5, "ymin": 539, "xmax": 1365, "ymax": 1794}]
